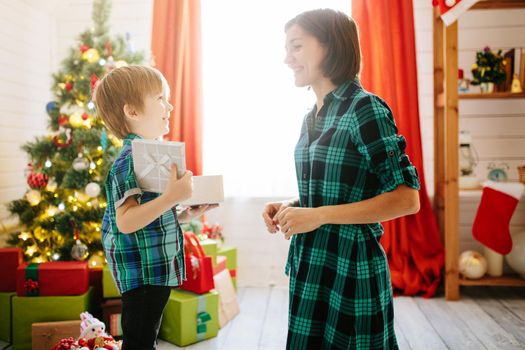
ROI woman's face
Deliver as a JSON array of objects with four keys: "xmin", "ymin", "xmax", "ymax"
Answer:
[{"xmin": 284, "ymin": 24, "xmax": 327, "ymax": 87}]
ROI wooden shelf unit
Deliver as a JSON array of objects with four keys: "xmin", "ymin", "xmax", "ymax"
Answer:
[
  {"xmin": 459, "ymin": 92, "xmax": 525, "ymax": 99},
  {"xmin": 459, "ymin": 275, "xmax": 525, "ymax": 286},
  {"xmin": 433, "ymin": 0, "xmax": 525, "ymax": 301}
]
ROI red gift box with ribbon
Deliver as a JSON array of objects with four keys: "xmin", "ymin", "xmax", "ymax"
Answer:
[
  {"xmin": 0, "ymin": 248, "xmax": 23, "ymax": 292},
  {"xmin": 16, "ymin": 261, "xmax": 89, "ymax": 297},
  {"xmin": 181, "ymin": 232, "xmax": 215, "ymax": 294}
]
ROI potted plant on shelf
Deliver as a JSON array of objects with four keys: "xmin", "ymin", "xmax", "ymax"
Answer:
[{"xmin": 470, "ymin": 47, "xmax": 506, "ymax": 93}]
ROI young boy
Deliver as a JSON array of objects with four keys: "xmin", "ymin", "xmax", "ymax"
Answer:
[{"xmin": 95, "ymin": 65, "xmax": 209, "ymax": 349}]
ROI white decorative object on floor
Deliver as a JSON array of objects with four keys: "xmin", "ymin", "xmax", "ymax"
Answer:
[
  {"xmin": 506, "ymin": 231, "xmax": 525, "ymax": 278},
  {"xmin": 131, "ymin": 139, "xmax": 186, "ymax": 193},
  {"xmin": 459, "ymin": 250, "xmax": 487, "ymax": 279}
]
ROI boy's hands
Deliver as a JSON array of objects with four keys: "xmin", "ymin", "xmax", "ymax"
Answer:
[
  {"xmin": 163, "ymin": 164, "xmax": 193, "ymax": 205},
  {"xmin": 177, "ymin": 204, "xmax": 219, "ymax": 223}
]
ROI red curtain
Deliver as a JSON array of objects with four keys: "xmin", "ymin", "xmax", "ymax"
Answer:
[
  {"xmin": 151, "ymin": 0, "xmax": 203, "ymax": 175},
  {"xmin": 352, "ymin": 0, "xmax": 444, "ymax": 297}
]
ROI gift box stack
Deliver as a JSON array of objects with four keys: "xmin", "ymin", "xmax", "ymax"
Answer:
[{"xmin": 6, "ymin": 257, "xmax": 92, "ymax": 350}]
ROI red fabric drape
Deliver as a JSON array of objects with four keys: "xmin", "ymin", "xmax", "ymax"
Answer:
[
  {"xmin": 151, "ymin": 0, "xmax": 203, "ymax": 175},
  {"xmin": 352, "ymin": 0, "xmax": 444, "ymax": 297}
]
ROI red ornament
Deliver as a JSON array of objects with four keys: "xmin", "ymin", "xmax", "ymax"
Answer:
[
  {"xmin": 64, "ymin": 82, "xmax": 73, "ymax": 92},
  {"xmin": 53, "ymin": 130, "xmax": 73, "ymax": 149},
  {"xmin": 81, "ymin": 113, "xmax": 89, "ymax": 120},
  {"xmin": 79, "ymin": 44, "xmax": 90, "ymax": 53},
  {"xmin": 58, "ymin": 115, "xmax": 69, "ymax": 126},
  {"xmin": 90, "ymin": 74, "xmax": 99, "ymax": 91},
  {"xmin": 27, "ymin": 172, "xmax": 49, "ymax": 189}
]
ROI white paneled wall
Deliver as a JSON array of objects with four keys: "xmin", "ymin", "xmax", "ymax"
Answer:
[{"xmin": 0, "ymin": 1, "xmax": 55, "ymax": 229}]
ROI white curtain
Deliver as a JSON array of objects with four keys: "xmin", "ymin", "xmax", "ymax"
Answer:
[{"xmin": 201, "ymin": 0, "xmax": 351, "ymax": 197}]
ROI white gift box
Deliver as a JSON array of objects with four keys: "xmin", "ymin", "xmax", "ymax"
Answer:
[
  {"xmin": 131, "ymin": 139, "xmax": 186, "ymax": 193},
  {"xmin": 180, "ymin": 175, "xmax": 224, "ymax": 206}
]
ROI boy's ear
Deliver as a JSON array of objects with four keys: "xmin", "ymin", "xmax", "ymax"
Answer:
[{"xmin": 123, "ymin": 104, "xmax": 139, "ymax": 120}]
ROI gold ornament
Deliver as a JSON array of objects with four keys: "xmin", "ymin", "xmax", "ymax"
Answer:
[
  {"xmin": 26, "ymin": 244, "xmax": 38, "ymax": 257},
  {"xmin": 69, "ymin": 112, "xmax": 84, "ymax": 128},
  {"xmin": 46, "ymin": 179, "xmax": 57, "ymax": 192},
  {"xmin": 33, "ymin": 227, "xmax": 48, "ymax": 242},
  {"xmin": 18, "ymin": 232, "xmax": 30, "ymax": 241},
  {"xmin": 82, "ymin": 48, "xmax": 100, "ymax": 63},
  {"xmin": 26, "ymin": 189, "xmax": 41, "ymax": 206},
  {"xmin": 46, "ymin": 205, "xmax": 58, "ymax": 216}
]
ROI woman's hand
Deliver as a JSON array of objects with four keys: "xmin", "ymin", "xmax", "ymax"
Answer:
[
  {"xmin": 262, "ymin": 199, "xmax": 297, "ymax": 234},
  {"xmin": 177, "ymin": 204, "xmax": 219, "ymax": 223},
  {"xmin": 276, "ymin": 207, "xmax": 322, "ymax": 240}
]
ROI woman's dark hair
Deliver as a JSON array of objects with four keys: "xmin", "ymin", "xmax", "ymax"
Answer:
[{"xmin": 285, "ymin": 9, "xmax": 361, "ymax": 85}]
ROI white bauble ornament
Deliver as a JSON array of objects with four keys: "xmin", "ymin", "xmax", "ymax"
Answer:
[
  {"xmin": 505, "ymin": 231, "xmax": 525, "ymax": 278},
  {"xmin": 459, "ymin": 250, "xmax": 487, "ymax": 279},
  {"xmin": 73, "ymin": 154, "xmax": 89, "ymax": 171},
  {"xmin": 71, "ymin": 239, "xmax": 89, "ymax": 261},
  {"xmin": 26, "ymin": 189, "xmax": 42, "ymax": 206},
  {"xmin": 85, "ymin": 182, "xmax": 101, "ymax": 197}
]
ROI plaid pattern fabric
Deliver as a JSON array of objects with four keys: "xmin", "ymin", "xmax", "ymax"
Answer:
[
  {"xmin": 286, "ymin": 80, "xmax": 420, "ymax": 349},
  {"xmin": 102, "ymin": 133, "xmax": 185, "ymax": 294}
]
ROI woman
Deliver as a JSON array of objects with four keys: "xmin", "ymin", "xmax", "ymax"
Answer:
[{"xmin": 262, "ymin": 9, "xmax": 420, "ymax": 350}]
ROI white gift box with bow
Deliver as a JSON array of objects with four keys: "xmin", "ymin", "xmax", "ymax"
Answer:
[{"xmin": 131, "ymin": 139, "xmax": 186, "ymax": 193}]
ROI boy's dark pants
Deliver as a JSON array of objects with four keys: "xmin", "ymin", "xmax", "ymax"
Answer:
[{"xmin": 121, "ymin": 285, "xmax": 171, "ymax": 350}]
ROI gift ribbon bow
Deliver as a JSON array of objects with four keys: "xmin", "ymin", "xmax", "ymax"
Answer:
[
  {"xmin": 138, "ymin": 153, "xmax": 171, "ymax": 179},
  {"xmin": 196, "ymin": 312, "xmax": 211, "ymax": 335},
  {"xmin": 24, "ymin": 263, "xmax": 40, "ymax": 296},
  {"xmin": 196, "ymin": 295, "xmax": 211, "ymax": 340}
]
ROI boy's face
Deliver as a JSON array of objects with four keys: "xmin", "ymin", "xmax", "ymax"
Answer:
[{"xmin": 125, "ymin": 86, "xmax": 173, "ymax": 139}]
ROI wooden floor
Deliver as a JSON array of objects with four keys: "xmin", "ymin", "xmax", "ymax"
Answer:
[
  {"xmin": 157, "ymin": 286, "xmax": 525, "ymax": 350},
  {"xmin": 1, "ymin": 286, "xmax": 523, "ymax": 350}
]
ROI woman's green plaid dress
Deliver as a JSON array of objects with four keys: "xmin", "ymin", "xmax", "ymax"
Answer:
[{"xmin": 286, "ymin": 80, "xmax": 420, "ymax": 349}]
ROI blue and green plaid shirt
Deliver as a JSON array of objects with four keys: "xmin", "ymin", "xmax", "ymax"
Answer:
[{"xmin": 102, "ymin": 133, "xmax": 185, "ymax": 294}]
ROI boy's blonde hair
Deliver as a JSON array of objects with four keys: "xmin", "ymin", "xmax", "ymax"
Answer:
[{"xmin": 94, "ymin": 65, "xmax": 167, "ymax": 139}]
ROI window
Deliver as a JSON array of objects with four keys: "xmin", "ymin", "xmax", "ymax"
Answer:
[{"xmin": 201, "ymin": 1, "xmax": 351, "ymax": 197}]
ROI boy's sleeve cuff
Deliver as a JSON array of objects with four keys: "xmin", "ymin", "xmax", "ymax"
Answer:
[{"xmin": 115, "ymin": 188, "xmax": 143, "ymax": 208}]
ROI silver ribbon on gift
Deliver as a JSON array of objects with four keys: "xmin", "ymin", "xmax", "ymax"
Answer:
[{"xmin": 138, "ymin": 153, "xmax": 171, "ymax": 180}]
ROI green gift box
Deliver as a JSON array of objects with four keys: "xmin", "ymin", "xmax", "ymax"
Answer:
[
  {"xmin": 0, "ymin": 292, "xmax": 15, "ymax": 342},
  {"xmin": 12, "ymin": 288, "xmax": 92, "ymax": 350},
  {"xmin": 159, "ymin": 289, "xmax": 218, "ymax": 346},
  {"xmin": 218, "ymin": 246, "xmax": 237, "ymax": 271},
  {"xmin": 103, "ymin": 265, "xmax": 121, "ymax": 298},
  {"xmin": 200, "ymin": 239, "xmax": 218, "ymax": 266}
]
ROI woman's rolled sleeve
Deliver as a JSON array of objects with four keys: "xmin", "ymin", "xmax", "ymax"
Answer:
[{"xmin": 354, "ymin": 96, "xmax": 420, "ymax": 194}]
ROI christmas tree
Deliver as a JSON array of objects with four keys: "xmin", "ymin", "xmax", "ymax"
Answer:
[{"xmin": 7, "ymin": 0, "xmax": 144, "ymax": 264}]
